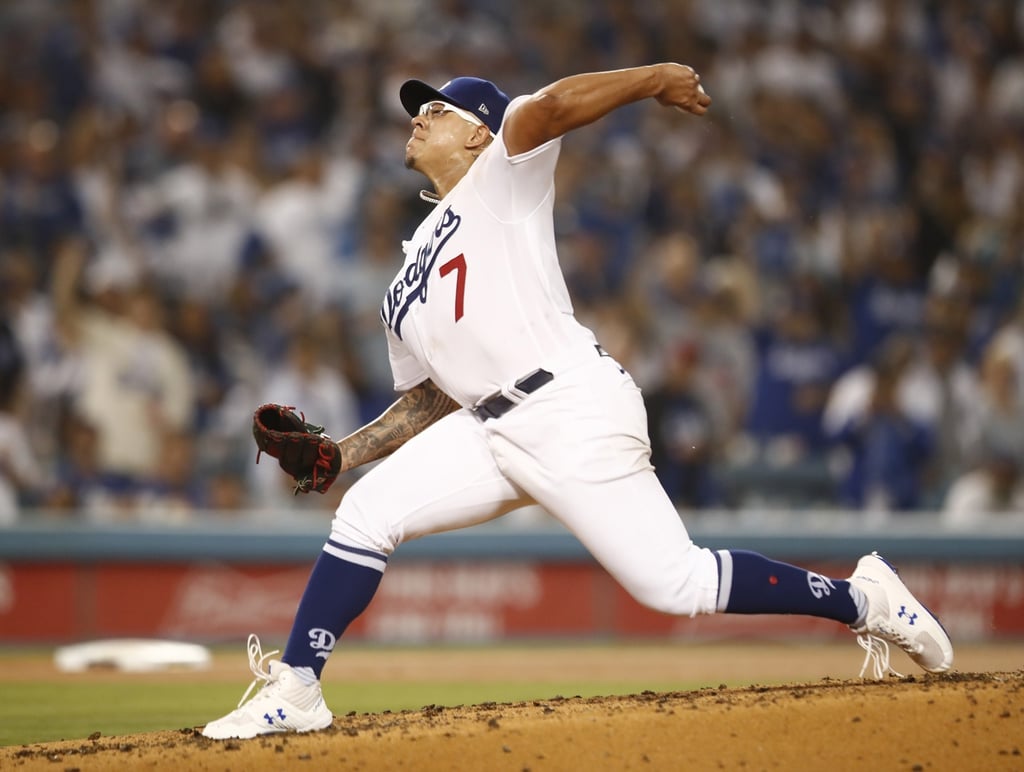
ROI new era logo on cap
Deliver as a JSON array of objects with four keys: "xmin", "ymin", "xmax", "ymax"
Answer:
[{"xmin": 400, "ymin": 76, "xmax": 510, "ymax": 135}]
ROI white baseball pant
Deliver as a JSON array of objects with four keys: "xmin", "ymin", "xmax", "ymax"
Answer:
[{"xmin": 328, "ymin": 353, "xmax": 721, "ymax": 618}]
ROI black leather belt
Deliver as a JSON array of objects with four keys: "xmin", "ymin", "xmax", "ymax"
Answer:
[
  {"xmin": 472, "ymin": 368, "xmax": 554, "ymax": 421},
  {"xmin": 472, "ymin": 345, "xmax": 613, "ymax": 421}
]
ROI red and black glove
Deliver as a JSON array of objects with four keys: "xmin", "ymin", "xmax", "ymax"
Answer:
[{"xmin": 251, "ymin": 404, "xmax": 342, "ymax": 495}]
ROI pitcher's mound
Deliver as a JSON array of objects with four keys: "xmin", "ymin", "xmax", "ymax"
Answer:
[{"xmin": 4, "ymin": 671, "xmax": 1022, "ymax": 771}]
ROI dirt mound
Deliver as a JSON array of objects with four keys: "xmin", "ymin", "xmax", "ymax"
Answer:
[{"xmin": 4, "ymin": 671, "xmax": 1022, "ymax": 771}]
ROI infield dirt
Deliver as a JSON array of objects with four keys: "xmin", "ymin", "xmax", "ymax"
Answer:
[{"xmin": 2, "ymin": 645, "xmax": 1022, "ymax": 771}]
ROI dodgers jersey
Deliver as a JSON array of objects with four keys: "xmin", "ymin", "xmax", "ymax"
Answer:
[{"xmin": 380, "ymin": 97, "xmax": 600, "ymax": 408}]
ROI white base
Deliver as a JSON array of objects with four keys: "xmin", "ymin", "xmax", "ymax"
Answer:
[{"xmin": 54, "ymin": 638, "xmax": 212, "ymax": 673}]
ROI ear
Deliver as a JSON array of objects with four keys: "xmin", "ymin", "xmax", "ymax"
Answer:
[{"xmin": 465, "ymin": 124, "xmax": 492, "ymax": 152}]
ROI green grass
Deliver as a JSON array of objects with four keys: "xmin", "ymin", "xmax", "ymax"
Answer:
[
  {"xmin": 2, "ymin": 681, "xmax": 241, "ymax": 747},
  {"xmin": 1, "ymin": 678, "xmax": 690, "ymax": 747}
]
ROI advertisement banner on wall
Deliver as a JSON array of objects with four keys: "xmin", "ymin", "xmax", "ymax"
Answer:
[{"xmin": 1, "ymin": 560, "xmax": 1022, "ymax": 644}]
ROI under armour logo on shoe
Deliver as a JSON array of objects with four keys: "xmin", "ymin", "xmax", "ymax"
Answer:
[
  {"xmin": 264, "ymin": 708, "xmax": 287, "ymax": 725},
  {"xmin": 897, "ymin": 606, "xmax": 918, "ymax": 625}
]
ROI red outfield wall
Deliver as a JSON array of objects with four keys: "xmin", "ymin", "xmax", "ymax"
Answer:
[{"xmin": 2, "ymin": 559, "xmax": 1022, "ymax": 644}]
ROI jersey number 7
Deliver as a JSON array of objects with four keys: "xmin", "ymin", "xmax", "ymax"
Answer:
[{"xmin": 439, "ymin": 253, "xmax": 466, "ymax": 322}]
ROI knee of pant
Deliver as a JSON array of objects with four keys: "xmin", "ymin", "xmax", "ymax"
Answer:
[
  {"xmin": 329, "ymin": 486, "xmax": 397, "ymax": 555},
  {"xmin": 630, "ymin": 583, "xmax": 709, "ymax": 618},
  {"xmin": 628, "ymin": 546, "xmax": 720, "ymax": 618}
]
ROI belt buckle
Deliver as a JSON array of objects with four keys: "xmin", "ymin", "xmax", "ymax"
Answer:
[{"xmin": 473, "ymin": 399, "xmax": 500, "ymax": 420}]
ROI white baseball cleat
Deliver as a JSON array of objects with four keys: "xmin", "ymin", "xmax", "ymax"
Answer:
[
  {"xmin": 847, "ymin": 552, "xmax": 954, "ymax": 679},
  {"xmin": 202, "ymin": 635, "xmax": 333, "ymax": 739}
]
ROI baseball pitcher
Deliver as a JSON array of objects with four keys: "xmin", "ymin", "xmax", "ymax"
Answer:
[{"xmin": 203, "ymin": 63, "xmax": 953, "ymax": 739}]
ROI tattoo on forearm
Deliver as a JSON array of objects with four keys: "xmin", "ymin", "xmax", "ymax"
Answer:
[{"xmin": 339, "ymin": 380, "xmax": 460, "ymax": 471}]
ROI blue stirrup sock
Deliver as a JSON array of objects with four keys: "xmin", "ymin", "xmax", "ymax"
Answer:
[
  {"xmin": 714, "ymin": 549, "xmax": 865, "ymax": 625},
  {"xmin": 282, "ymin": 547, "xmax": 385, "ymax": 680}
]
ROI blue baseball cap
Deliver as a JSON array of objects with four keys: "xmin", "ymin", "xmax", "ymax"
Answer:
[{"xmin": 400, "ymin": 76, "xmax": 510, "ymax": 135}]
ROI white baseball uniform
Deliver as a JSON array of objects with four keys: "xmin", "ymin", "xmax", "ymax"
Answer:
[{"xmin": 329, "ymin": 96, "xmax": 720, "ymax": 618}]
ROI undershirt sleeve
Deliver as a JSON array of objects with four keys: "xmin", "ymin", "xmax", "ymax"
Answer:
[
  {"xmin": 386, "ymin": 325, "xmax": 428, "ymax": 392},
  {"xmin": 469, "ymin": 95, "xmax": 562, "ymax": 223}
]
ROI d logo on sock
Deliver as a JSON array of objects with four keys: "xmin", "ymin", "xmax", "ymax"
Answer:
[
  {"xmin": 807, "ymin": 572, "xmax": 835, "ymax": 599},
  {"xmin": 308, "ymin": 628, "xmax": 337, "ymax": 660}
]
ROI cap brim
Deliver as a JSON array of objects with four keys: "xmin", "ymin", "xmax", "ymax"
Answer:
[{"xmin": 400, "ymin": 79, "xmax": 466, "ymax": 118}]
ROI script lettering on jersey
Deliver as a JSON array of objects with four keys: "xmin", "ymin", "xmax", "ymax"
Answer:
[{"xmin": 381, "ymin": 206, "xmax": 462, "ymax": 339}]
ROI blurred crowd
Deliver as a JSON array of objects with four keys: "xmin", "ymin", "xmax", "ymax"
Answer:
[{"xmin": 1, "ymin": 0, "xmax": 1023, "ymax": 526}]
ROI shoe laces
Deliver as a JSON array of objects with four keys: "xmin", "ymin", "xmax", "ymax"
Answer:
[
  {"xmin": 236, "ymin": 633, "xmax": 282, "ymax": 708},
  {"xmin": 856, "ymin": 633, "xmax": 905, "ymax": 679}
]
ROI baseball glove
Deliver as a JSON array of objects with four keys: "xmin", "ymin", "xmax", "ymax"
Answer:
[{"xmin": 252, "ymin": 403, "xmax": 342, "ymax": 495}]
